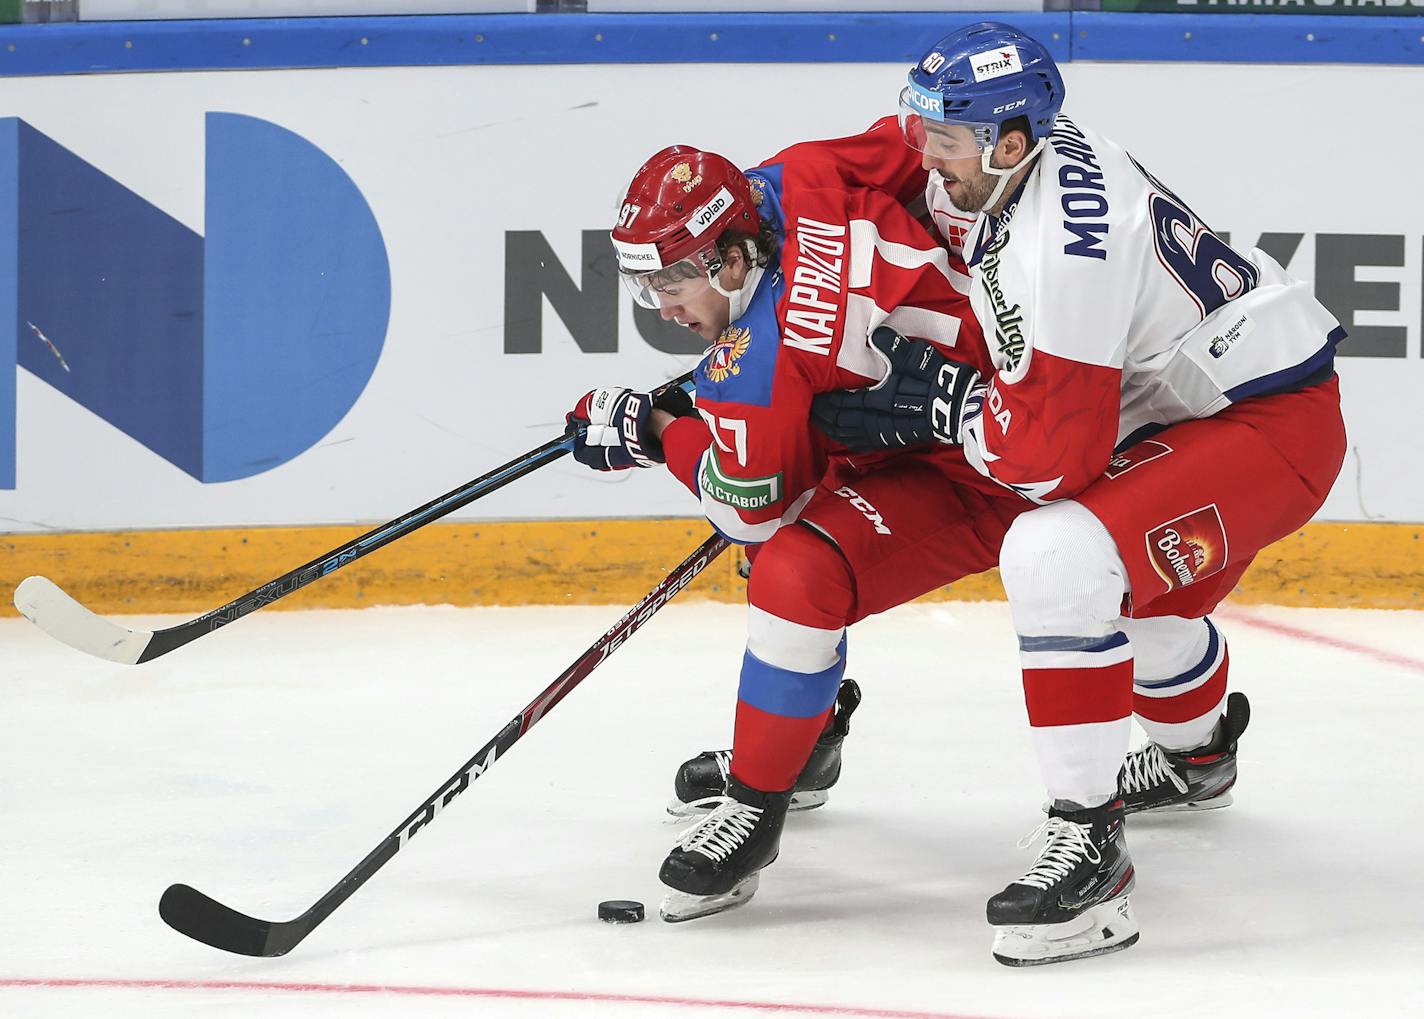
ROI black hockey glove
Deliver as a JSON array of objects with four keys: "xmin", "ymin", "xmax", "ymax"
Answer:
[
  {"xmin": 565, "ymin": 384, "xmax": 695, "ymax": 471},
  {"xmin": 811, "ymin": 326, "xmax": 985, "ymax": 452}
]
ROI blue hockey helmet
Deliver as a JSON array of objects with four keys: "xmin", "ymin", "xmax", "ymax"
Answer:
[{"xmin": 900, "ymin": 22, "xmax": 1065, "ymax": 160}]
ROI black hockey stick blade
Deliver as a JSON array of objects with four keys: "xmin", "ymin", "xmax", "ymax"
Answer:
[
  {"xmin": 159, "ymin": 883, "xmax": 304, "ymax": 957},
  {"xmin": 16, "ymin": 371, "xmax": 695, "ymax": 666},
  {"xmin": 158, "ymin": 531, "xmax": 728, "ymax": 956}
]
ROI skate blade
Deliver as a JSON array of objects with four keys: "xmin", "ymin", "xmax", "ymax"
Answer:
[
  {"xmin": 659, "ymin": 873, "xmax": 760, "ymax": 923},
  {"xmin": 1132, "ymin": 789, "xmax": 1233, "ymax": 816},
  {"xmin": 991, "ymin": 895, "xmax": 1138, "ymax": 967},
  {"xmin": 666, "ymin": 789, "xmax": 827, "ymax": 819}
]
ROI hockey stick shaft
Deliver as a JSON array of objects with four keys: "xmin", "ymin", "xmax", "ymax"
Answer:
[
  {"xmin": 158, "ymin": 530, "xmax": 731, "ymax": 956},
  {"xmin": 16, "ymin": 372, "xmax": 695, "ymax": 664}
]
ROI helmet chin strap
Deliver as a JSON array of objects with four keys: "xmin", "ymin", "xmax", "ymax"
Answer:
[
  {"xmin": 710, "ymin": 240, "xmax": 765, "ymax": 323},
  {"xmin": 979, "ymin": 135, "xmax": 1046, "ymax": 212}
]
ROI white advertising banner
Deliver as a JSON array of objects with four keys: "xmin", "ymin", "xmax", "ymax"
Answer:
[{"xmin": 0, "ymin": 59, "xmax": 1419, "ymax": 533}]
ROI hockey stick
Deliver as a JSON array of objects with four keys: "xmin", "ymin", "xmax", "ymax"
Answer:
[
  {"xmin": 14, "ymin": 372, "xmax": 695, "ymax": 665},
  {"xmin": 158, "ymin": 530, "xmax": 729, "ymax": 956}
]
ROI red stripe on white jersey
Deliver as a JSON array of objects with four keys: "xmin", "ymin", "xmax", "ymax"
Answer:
[
  {"xmin": 1023, "ymin": 659, "xmax": 1134, "ymax": 728},
  {"xmin": 1133, "ymin": 647, "xmax": 1230, "ymax": 724}
]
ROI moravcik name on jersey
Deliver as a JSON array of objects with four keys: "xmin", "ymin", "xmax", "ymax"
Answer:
[{"xmin": 1051, "ymin": 119, "xmax": 1110, "ymax": 260}]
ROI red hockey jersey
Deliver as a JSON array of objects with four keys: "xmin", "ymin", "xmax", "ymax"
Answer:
[{"xmin": 660, "ymin": 123, "xmax": 987, "ymax": 544}]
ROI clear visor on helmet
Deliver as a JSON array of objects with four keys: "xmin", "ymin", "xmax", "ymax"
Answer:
[
  {"xmin": 898, "ymin": 87, "xmax": 995, "ymax": 161},
  {"xmin": 618, "ymin": 246, "xmax": 723, "ymax": 310}
]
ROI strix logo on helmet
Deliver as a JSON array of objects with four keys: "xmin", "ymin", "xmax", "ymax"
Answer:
[
  {"xmin": 906, "ymin": 22, "xmax": 1064, "ymax": 146},
  {"xmin": 610, "ymin": 146, "xmax": 761, "ymax": 275}
]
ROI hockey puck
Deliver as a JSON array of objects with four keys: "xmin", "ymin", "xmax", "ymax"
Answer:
[{"xmin": 598, "ymin": 899, "xmax": 645, "ymax": 924}]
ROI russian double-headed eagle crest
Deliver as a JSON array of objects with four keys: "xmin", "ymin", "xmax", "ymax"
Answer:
[
  {"xmin": 670, "ymin": 161, "xmax": 704, "ymax": 193},
  {"xmin": 705, "ymin": 326, "xmax": 751, "ymax": 383}
]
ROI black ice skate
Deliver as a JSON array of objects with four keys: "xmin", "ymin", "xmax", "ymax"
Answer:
[
  {"xmin": 659, "ymin": 776, "xmax": 792, "ymax": 922},
  {"xmin": 1120, "ymin": 691, "xmax": 1250, "ymax": 815},
  {"xmin": 667, "ymin": 678, "xmax": 861, "ymax": 817},
  {"xmin": 987, "ymin": 799, "xmax": 1138, "ymax": 966}
]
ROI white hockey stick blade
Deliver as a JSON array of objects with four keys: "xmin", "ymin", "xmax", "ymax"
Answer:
[{"xmin": 14, "ymin": 576, "xmax": 153, "ymax": 665}]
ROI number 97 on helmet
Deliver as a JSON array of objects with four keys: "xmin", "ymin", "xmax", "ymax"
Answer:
[{"xmin": 609, "ymin": 145, "xmax": 762, "ymax": 311}]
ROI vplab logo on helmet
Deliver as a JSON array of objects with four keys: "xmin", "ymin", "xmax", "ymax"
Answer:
[
  {"xmin": 686, "ymin": 186, "xmax": 733, "ymax": 238},
  {"xmin": 1145, "ymin": 505, "xmax": 1228, "ymax": 592},
  {"xmin": 970, "ymin": 45, "xmax": 1022, "ymax": 83}
]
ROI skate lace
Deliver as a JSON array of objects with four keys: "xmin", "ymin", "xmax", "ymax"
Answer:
[
  {"xmin": 674, "ymin": 796, "xmax": 762, "ymax": 862},
  {"xmin": 713, "ymin": 750, "xmax": 732, "ymax": 786},
  {"xmin": 1119, "ymin": 742, "xmax": 1188, "ymax": 796},
  {"xmin": 1013, "ymin": 817, "xmax": 1100, "ymax": 891}
]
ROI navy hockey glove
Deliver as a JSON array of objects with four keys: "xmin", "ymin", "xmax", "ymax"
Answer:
[
  {"xmin": 811, "ymin": 326, "xmax": 985, "ymax": 451},
  {"xmin": 565, "ymin": 385, "xmax": 694, "ymax": 471}
]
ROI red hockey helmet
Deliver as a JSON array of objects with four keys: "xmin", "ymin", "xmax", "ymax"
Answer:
[{"xmin": 611, "ymin": 145, "xmax": 762, "ymax": 309}]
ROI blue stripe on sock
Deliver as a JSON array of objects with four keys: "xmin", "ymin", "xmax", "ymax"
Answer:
[
  {"xmin": 1136, "ymin": 618, "xmax": 1220, "ymax": 690},
  {"xmin": 1018, "ymin": 631, "xmax": 1129, "ymax": 654},
  {"xmin": 737, "ymin": 637, "xmax": 846, "ymax": 719}
]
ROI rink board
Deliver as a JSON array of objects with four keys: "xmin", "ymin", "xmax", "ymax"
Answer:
[
  {"xmin": 0, "ymin": 23, "xmax": 1422, "ymax": 540},
  {"xmin": 2, "ymin": 516, "xmax": 1419, "ymax": 613},
  {"xmin": 0, "ymin": 12, "xmax": 1420, "ymax": 615}
]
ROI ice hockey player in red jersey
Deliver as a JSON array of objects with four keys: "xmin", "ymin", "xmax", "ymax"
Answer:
[
  {"xmin": 564, "ymin": 133, "xmax": 1029, "ymax": 922},
  {"xmin": 813, "ymin": 23, "xmax": 1347, "ymax": 965}
]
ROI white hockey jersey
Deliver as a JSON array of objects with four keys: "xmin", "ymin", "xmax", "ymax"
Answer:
[{"xmin": 929, "ymin": 115, "xmax": 1344, "ymax": 504}]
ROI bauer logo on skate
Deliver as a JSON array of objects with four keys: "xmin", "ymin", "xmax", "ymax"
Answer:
[{"xmin": 1146, "ymin": 505, "xmax": 1228, "ymax": 591}]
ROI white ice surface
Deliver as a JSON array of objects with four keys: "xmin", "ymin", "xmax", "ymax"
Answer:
[{"xmin": 2, "ymin": 600, "xmax": 1422, "ymax": 1019}]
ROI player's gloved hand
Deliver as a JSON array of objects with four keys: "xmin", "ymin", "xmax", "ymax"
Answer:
[
  {"xmin": 565, "ymin": 385, "xmax": 695, "ymax": 471},
  {"xmin": 811, "ymin": 326, "xmax": 985, "ymax": 451}
]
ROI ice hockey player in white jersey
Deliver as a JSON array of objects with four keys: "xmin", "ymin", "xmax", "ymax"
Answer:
[{"xmin": 813, "ymin": 22, "xmax": 1347, "ymax": 965}]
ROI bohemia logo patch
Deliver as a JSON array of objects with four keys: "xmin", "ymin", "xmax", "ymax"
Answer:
[
  {"xmin": 1105, "ymin": 439, "xmax": 1173, "ymax": 480},
  {"xmin": 1146, "ymin": 505, "xmax": 1228, "ymax": 591},
  {"xmin": 705, "ymin": 325, "xmax": 751, "ymax": 383}
]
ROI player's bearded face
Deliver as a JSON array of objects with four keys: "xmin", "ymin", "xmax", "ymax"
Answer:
[{"xmin": 918, "ymin": 123, "xmax": 1001, "ymax": 213}]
